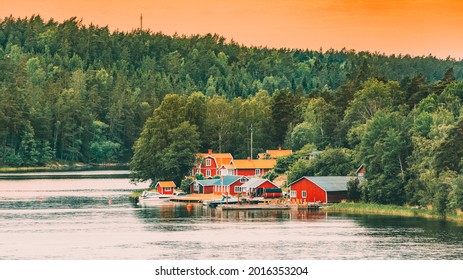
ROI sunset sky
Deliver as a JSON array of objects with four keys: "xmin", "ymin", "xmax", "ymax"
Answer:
[{"xmin": 1, "ymin": 0, "xmax": 462, "ymax": 59}]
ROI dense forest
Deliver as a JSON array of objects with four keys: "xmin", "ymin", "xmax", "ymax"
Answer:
[{"xmin": 1, "ymin": 16, "xmax": 463, "ymax": 212}]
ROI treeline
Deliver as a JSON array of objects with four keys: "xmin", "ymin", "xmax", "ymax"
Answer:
[{"xmin": 1, "ymin": 15, "xmax": 463, "ymax": 169}]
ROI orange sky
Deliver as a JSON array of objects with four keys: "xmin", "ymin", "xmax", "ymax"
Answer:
[{"xmin": 2, "ymin": 0, "xmax": 463, "ymax": 59}]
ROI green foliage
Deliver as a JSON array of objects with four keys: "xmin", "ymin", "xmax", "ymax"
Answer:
[
  {"xmin": 130, "ymin": 95, "xmax": 200, "ymax": 185},
  {"xmin": 357, "ymin": 112, "xmax": 412, "ymax": 205},
  {"xmin": 2, "ymin": 16, "xmax": 463, "ymax": 211},
  {"xmin": 347, "ymin": 178, "xmax": 361, "ymax": 202},
  {"xmin": 286, "ymin": 147, "xmax": 356, "ymax": 183},
  {"xmin": 434, "ymin": 117, "xmax": 463, "ymax": 173},
  {"xmin": 180, "ymin": 177, "xmax": 193, "ymax": 193}
]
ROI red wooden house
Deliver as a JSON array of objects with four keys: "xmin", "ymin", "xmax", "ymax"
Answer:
[
  {"xmin": 192, "ymin": 149, "xmax": 233, "ymax": 178},
  {"xmin": 356, "ymin": 164, "xmax": 365, "ymax": 177},
  {"xmin": 231, "ymin": 158, "xmax": 276, "ymax": 177},
  {"xmin": 190, "ymin": 179, "xmax": 218, "ymax": 194},
  {"xmin": 155, "ymin": 181, "xmax": 176, "ymax": 195},
  {"xmin": 190, "ymin": 176, "xmax": 248, "ymax": 196},
  {"xmin": 212, "ymin": 175, "xmax": 248, "ymax": 196},
  {"xmin": 288, "ymin": 176, "xmax": 353, "ymax": 203},
  {"xmin": 239, "ymin": 178, "xmax": 282, "ymax": 198}
]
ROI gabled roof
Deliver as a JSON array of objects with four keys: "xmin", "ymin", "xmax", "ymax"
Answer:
[
  {"xmin": 220, "ymin": 175, "xmax": 245, "ymax": 186},
  {"xmin": 232, "ymin": 159, "xmax": 277, "ymax": 169},
  {"xmin": 193, "ymin": 175, "xmax": 245, "ymax": 187},
  {"xmin": 197, "ymin": 152, "xmax": 233, "ymax": 166},
  {"xmin": 240, "ymin": 178, "xmax": 278, "ymax": 190},
  {"xmin": 194, "ymin": 179, "xmax": 220, "ymax": 186},
  {"xmin": 258, "ymin": 149, "xmax": 292, "ymax": 159},
  {"xmin": 290, "ymin": 176, "xmax": 354, "ymax": 192},
  {"xmin": 156, "ymin": 181, "xmax": 176, "ymax": 188},
  {"xmin": 356, "ymin": 164, "xmax": 365, "ymax": 174},
  {"xmin": 220, "ymin": 164, "xmax": 235, "ymax": 170}
]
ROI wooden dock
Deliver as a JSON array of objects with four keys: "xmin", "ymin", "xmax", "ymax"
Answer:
[
  {"xmin": 169, "ymin": 197, "xmax": 203, "ymax": 203},
  {"xmin": 218, "ymin": 204, "xmax": 291, "ymax": 211}
]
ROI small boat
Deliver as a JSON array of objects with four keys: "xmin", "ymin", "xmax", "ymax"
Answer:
[
  {"xmin": 138, "ymin": 190, "xmax": 171, "ymax": 204},
  {"xmin": 207, "ymin": 195, "xmax": 239, "ymax": 208}
]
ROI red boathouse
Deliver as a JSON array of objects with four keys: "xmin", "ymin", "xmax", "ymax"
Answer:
[{"xmin": 288, "ymin": 176, "xmax": 353, "ymax": 203}]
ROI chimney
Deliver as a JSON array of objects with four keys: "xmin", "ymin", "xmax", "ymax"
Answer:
[
  {"xmin": 247, "ymin": 157, "xmax": 251, "ymax": 161},
  {"xmin": 208, "ymin": 149, "xmax": 212, "ymax": 155},
  {"xmin": 278, "ymin": 146, "xmax": 282, "ymax": 151}
]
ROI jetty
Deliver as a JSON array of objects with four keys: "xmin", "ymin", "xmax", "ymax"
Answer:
[
  {"xmin": 218, "ymin": 204, "xmax": 290, "ymax": 211},
  {"xmin": 169, "ymin": 197, "xmax": 203, "ymax": 203}
]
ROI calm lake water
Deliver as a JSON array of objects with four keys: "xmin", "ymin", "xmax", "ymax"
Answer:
[{"xmin": 0, "ymin": 171, "xmax": 462, "ymax": 260}]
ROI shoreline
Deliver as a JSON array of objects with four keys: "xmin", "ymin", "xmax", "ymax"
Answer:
[
  {"xmin": 0, "ymin": 163, "xmax": 129, "ymax": 173},
  {"xmin": 325, "ymin": 202, "xmax": 463, "ymax": 224}
]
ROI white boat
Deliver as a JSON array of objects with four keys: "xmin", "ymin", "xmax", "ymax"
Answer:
[{"xmin": 138, "ymin": 190, "xmax": 171, "ymax": 204}]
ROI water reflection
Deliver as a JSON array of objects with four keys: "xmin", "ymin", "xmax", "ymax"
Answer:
[
  {"xmin": 1, "ymin": 173, "xmax": 462, "ymax": 259},
  {"xmin": 135, "ymin": 203, "xmax": 331, "ymax": 223}
]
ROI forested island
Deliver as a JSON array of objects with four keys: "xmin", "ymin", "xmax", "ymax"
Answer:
[{"xmin": 1, "ymin": 16, "xmax": 463, "ymax": 215}]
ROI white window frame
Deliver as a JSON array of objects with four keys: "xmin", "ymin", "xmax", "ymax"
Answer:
[
  {"xmin": 234, "ymin": 186, "xmax": 242, "ymax": 193},
  {"xmin": 290, "ymin": 190, "xmax": 297, "ymax": 198},
  {"xmin": 205, "ymin": 159, "xmax": 211, "ymax": 166},
  {"xmin": 164, "ymin": 187, "xmax": 172, "ymax": 192},
  {"xmin": 302, "ymin": 191, "xmax": 307, "ymax": 198},
  {"xmin": 255, "ymin": 169, "xmax": 261, "ymax": 176},
  {"xmin": 206, "ymin": 169, "xmax": 211, "ymax": 177}
]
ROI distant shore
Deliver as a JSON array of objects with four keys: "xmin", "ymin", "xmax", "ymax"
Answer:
[
  {"xmin": 0, "ymin": 163, "xmax": 128, "ymax": 173},
  {"xmin": 325, "ymin": 202, "xmax": 463, "ymax": 224}
]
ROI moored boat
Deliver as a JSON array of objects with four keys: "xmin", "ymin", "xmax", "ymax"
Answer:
[
  {"xmin": 207, "ymin": 195, "xmax": 239, "ymax": 208},
  {"xmin": 138, "ymin": 190, "xmax": 171, "ymax": 204}
]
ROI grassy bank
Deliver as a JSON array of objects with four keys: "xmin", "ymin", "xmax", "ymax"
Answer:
[{"xmin": 325, "ymin": 202, "xmax": 463, "ymax": 224}]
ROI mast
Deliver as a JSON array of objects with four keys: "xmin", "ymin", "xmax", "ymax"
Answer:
[
  {"xmin": 140, "ymin": 13, "xmax": 143, "ymax": 30},
  {"xmin": 250, "ymin": 124, "xmax": 253, "ymax": 159}
]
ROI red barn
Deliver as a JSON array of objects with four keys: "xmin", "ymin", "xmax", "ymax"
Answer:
[
  {"xmin": 240, "ymin": 178, "xmax": 282, "ymax": 198},
  {"xmin": 289, "ymin": 176, "xmax": 353, "ymax": 203},
  {"xmin": 155, "ymin": 181, "xmax": 176, "ymax": 195}
]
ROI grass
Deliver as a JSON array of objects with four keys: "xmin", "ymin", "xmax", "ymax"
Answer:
[{"xmin": 325, "ymin": 202, "xmax": 463, "ymax": 224}]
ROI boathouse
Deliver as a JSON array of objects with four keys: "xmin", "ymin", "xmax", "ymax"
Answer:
[
  {"xmin": 190, "ymin": 175, "xmax": 248, "ymax": 196},
  {"xmin": 155, "ymin": 181, "xmax": 176, "ymax": 195},
  {"xmin": 239, "ymin": 178, "xmax": 282, "ymax": 198},
  {"xmin": 288, "ymin": 176, "xmax": 353, "ymax": 203},
  {"xmin": 190, "ymin": 179, "xmax": 219, "ymax": 194},
  {"xmin": 212, "ymin": 175, "xmax": 248, "ymax": 196}
]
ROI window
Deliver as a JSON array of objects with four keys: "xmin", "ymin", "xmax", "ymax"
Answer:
[
  {"xmin": 240, "ymin": 177, "xmax": 248, "ymax": 183},
  {"xmin": 205, "ymin": 159, "xmax": 211, "ymax": 166},
  {"xmin": 206, "ymin": 170, "xmax": 211, "ymax": 177},
  {"xmin": 302, "ymin": 191, "xmax": 307, "ymax": 198},
  {"xmin": 255, "ymin": 169, "xmax": 261, "ymax": 176},
  {"xmin": 165, "ymin": 187, "xmax": 172, "ymax": 192},
  {"xmin": 290, "ymin": 190, "xmax": 297, "ymax": 198},
  {"xmin": 235, "ymin": 186, "xmax": 242, "ymax": 193},
  {"xmin": 194, "ymin": 183, "xmax": 199, "ymax": 191}
]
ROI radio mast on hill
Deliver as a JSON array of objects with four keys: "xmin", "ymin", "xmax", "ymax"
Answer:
[{"xmin": 140, "ymin": 13, "xmax": 143, "ymax": 30}]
